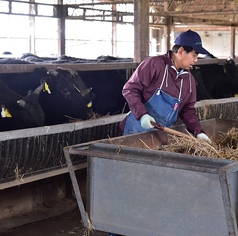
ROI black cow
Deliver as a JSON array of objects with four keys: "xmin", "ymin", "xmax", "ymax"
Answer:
[
  {"xmin": 198, "ymin": 63, "xmax": 227, "ymax": 99},
  {"xmin": 0, "ymin": 54, "xmax": 133, "ymax": 127},
  {"xmin": 191, "ymin": 66, "xmax": 212, "ymax": 101},
  {"xmin": 78, "ymin": 69, "xmax": 129, "ymax": 116},
  {"xmin": 41, "ymin": 67, "xmax": 94, "ymax": 125},
  {"xmin": 191, "ymin": 64, "xmax": 221, "ymax": 100},
  {"xmin": 222, "ymin": 58, "xmax": 238, "ymax": 96},
  {"xmin": 0, "ymin": 80, "xmax": 45, "ymax": 131},
  {"xmin": 191, "ymin": 59, "xmax": 238, "ymax": 101},
  {"xmin": 0, "ymin": 67, "xmax": 95, "ymax": 126}
]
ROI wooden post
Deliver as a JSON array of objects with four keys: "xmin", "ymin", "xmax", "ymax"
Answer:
[
  {"xmin": 112, "ymin": 4, "xmax": 117, "ymax": 57},
  {"xmin": 230, "ymin": 26, "xmax": 235, "ymax": 59},
  {"xmin": 134, "ymin": 0, "xmax": 149, "ymax": 63},
  {"xmin": 57, "ymin": 0, "xmax": 65, "ymax": 56}
]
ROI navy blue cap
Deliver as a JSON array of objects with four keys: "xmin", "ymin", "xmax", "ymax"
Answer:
[{"xmin": 174, "ymin": 30, "xmax": 209, "ymax": 55}]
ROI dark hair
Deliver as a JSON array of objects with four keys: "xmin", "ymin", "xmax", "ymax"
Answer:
[{"xmin": 172, "ymin": 45, "xmax": 195, "ymax": 53}]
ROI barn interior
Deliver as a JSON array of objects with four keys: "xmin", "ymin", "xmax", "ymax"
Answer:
[{"xmin": 1, "ymin": 0, "xmax": 238, "ymax": 235}]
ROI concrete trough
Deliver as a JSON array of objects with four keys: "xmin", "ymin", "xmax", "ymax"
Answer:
[
  {"xmin": 0, "ymin": 114, "xmax": 126, "ymax": 189},
  {"xmin": 64, "ymin": 118, "xmax": 238, "ymax": 236}
]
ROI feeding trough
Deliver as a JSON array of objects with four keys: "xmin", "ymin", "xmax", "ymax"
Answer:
[{"xmin": 64, "ymin": 118, "xmax": 238, "ymax": 236}]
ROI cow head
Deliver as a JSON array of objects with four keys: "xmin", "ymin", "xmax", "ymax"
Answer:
[
  {"xmin": 0, "ymin": 80, "xmax": 45, "ymax": 131},
  {"xmin": 40, "ymin": 67, "xmax": 95, "ymax": 125}
]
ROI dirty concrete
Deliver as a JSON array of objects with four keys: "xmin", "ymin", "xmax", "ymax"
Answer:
[{"xmin": 0, "ymin": 209, "xmax": 108, "ymax": 236}]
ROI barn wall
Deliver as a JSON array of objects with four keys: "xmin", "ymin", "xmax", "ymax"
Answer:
[
  {"xmin": 151, "ymin": 28, "xmax": 238, "ymax": 59},
  {"xmin": 198, "ymin": 30, "xmax": 233, "ymax": 58}
]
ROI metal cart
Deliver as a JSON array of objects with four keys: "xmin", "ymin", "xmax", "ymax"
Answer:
[{"xmin": 64, "ymin": 118, "xmax": 238, "ymax": 236}]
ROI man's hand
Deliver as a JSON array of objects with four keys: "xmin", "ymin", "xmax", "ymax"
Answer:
[
  {"xmin": 140, "ymin": 114, "xmax": 156, "ymax": 129},
  {"xmin": 196, "ymin": 133, "xmax": 212, "ymax": 144}
]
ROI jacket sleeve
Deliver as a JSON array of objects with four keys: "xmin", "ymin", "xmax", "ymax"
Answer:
[
  {"xmin": 179, "ymin": 74, "xmax": 205, "ymax": 136},
  {"xmin": 179, "ymin": 102, "xmax": 204, "ymax": 136},
  {"xmin": 122, "ymin": 57, "xmax": 158, "ymax": 120}
]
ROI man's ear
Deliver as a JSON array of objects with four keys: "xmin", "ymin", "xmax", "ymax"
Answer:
[{"xmin": 177, "ymin": 46, "xmax": 184, "ymax": 56}]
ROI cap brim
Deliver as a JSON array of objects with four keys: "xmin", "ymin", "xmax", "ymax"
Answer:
[{"xmin": 194, "ymin": 46, "xmax": 210, "ymax": 55}]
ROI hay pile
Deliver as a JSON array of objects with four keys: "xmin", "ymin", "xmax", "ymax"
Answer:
[{"xmin": 158, "ymin": 127, "xmax": 238, "ymax": 161}]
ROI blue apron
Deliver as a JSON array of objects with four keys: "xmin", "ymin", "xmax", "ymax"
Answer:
[{"xmin": 124, "ymin": 65, "xmax": 183, "ymax": 135}]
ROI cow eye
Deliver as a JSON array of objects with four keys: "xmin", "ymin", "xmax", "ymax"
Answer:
[
  {"xmin": 61, "ymin": 89, "xmax": 70, "ymax": 97},
  {"xmin": 62, "ymin": 89, "xmax": 68, "ymax": 93}
]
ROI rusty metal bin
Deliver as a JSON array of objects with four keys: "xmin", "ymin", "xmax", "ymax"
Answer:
[{"xmin": 63, "ymin": 118, "xmax": 238, "ymax": 236}]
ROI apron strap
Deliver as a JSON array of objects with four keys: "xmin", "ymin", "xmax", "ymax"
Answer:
[
  {"xmin": 178, "ymin": 79, "xmax": 183, "ymax": 101},
  {"xmin": 159, "ymin": 64, "xmax": 168, "ymax": 90},
  {"xmin": 160, "ymin": 64, "xmax": 183, "ymax": 101}
]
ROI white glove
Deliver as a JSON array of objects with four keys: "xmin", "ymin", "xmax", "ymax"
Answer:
[
  {"xmin": 196, "ymin": 133, "xmax": 212, "ymax": 144},
  {"xmin": 140, "ymin": 114, "xmax": 156, "ymax": 129}
]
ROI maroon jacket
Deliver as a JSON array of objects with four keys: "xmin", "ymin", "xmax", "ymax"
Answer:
[{"xmin": 122, "ymin": 51, "xmax": 204, "ymax": 136}]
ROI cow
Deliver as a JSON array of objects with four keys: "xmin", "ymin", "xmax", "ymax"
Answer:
[
  {"xmin": 0, "ymin": 55, "xmax": 132, "ymax": 127},
  {"xmin": 222, "ymin": 58, "xmax": 238, "ymax": 96},
  {"xmin": 0, "ymin": 80, "xmax": 45, "ymax": 131},
  {"xmin": 41, "ymin": 67, "xmax": 94, "ymax": 125},
  {"xmin": 78, "ymin": 69, "xmax": 130, "ymax": 116},
  {"xmin": 190, "ymin": 66, "xmax": 213, "ymax": 101},
  {"xmin": 191, "ymin": 64, "xmax": 222, "ymax": 100},
  {"xmin": 191, "ymin": 59, "xmax": 238, "ymax": 101},
  {"xmin": 198, "ymin": 63, "xmax": 227, "ymax": 99},
  {"xmin": 0, "ymin": 67, "xmax": 95, "ymax": 126}
]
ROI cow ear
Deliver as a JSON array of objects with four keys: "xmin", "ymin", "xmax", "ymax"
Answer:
[
  {"xmin": 73, "ymin": 84, "xmax": 93, "ymax": 97},
  {"xmin": 33, "ymin": 83, "xmax": 45, "ymax": 95},
  {"xmin": 17, "ymin": 100, "xmax": 25, "ymax": 107},
  {"xmin": 81, "ymin": 87, "xmax": 93, "ymax": 97}
]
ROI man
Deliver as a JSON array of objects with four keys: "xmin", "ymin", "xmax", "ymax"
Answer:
[
  {"xmin": 121, "ymin": 29, "xmax": 211, "ymax": 143},
  {"xmin": 108, "ymin": 29, "xmax": 211, "ymax": 236}
]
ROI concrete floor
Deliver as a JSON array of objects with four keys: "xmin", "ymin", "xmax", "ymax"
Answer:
[
  {"xmin": 0, "ymin": 209, "xmax": 108, "ymax": 236},
  {"xmin": 0, "ymin": 169, "xmax": 109, "ymax": 236}
]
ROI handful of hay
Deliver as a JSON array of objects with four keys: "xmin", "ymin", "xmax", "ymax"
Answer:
[{"xmin": 157, "ymin": 127, "xmax": 238, "ymax": 161}]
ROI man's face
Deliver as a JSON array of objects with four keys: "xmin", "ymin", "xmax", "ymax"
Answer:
[{"xmin": 180, "ymin": 49, "xmax": 198, "ymax": 70}]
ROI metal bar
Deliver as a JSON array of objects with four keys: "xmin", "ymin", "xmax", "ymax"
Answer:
[
  {"xmin": 195, "ymin": 59, "xmax": 227, "ymax": 65},
  {"xmin": 0, "ymin": 59, "xmax": 227, "ymax": 74},
  {"xmin": 0, "ymin": 63, "xmax": 138, "ymax": 73},
  {"xmin": 219, "ymin": 162, "xmax": 238, "ymax": 174},
  {"xmin": 0, "ymin": 162, "xmax": 86, "ymax": 190},
  {"xmin": 0, "ymin": 114, "xmax": 126, "ymax": 141},
  {"xmin": 218, "ymin": 165, "xmax": 238, "ymax": 236},
  {"xmin": 63, "ymin": 147, "xmax": 89, "ymax": 228},
  {"xmin": 67, "ymin": 143, "xmax": 221, "ymax": 174}
]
